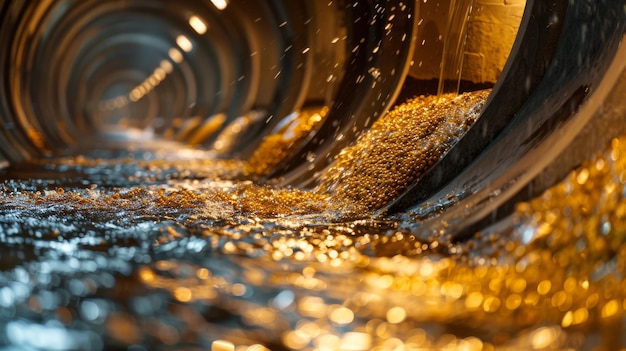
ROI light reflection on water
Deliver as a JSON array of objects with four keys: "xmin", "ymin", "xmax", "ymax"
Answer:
[
  {"xmin": 0, "ymin": 92, "xmax": 625, "ymax": 351},
  {"xmin": 1, "ymin": 133, "xmax": 626, "ymax": 351}
]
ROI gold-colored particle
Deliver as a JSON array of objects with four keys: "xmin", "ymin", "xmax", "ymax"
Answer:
[
  {"xmin": 106, "ymin": 313, "xmax": 141, "ymax": 345},
  {"xmin": 9, "ymin": 88, "xmax": 626, "ymax": 351},
  {"xmin": 211, "ymin": 340, "xmax": 235, "ymax": 351},
  {"xmin": 316, "ymin": 90, "xmax": 491, "ymax": 210},
  {"xmin": 386, "ymin": 306, "xmax": 407, "ymax": 324},
  {"xmin": 245, "ymin": 107, "xmax": 328, "ymax": 177},
  {"xmin": 14, "ymin": 93, "xmax": 490, "ymax": 219}
]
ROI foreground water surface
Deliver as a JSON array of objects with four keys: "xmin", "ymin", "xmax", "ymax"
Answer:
[{"xmin": 1, "ymin": 92, "xmax": 626, "ymax": 350}]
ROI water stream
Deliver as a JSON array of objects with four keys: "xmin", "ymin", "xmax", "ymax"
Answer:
[
  {"xmin": 438, "ymin": 0, "xmax": 474, "ymax": 96},
  {"xmin": 1, "ymin": 90, "xmax": 626, "ymax": 350}
]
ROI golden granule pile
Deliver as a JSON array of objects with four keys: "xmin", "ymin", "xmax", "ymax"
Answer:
[
  {"xmin": 316, "ymin": 90, "xmax": 491, "ymax": 211},
  {"xmin": 6, "ymin": 91, "xmax": 626, "ymax": 350},
  {"xmin": 245, "ymin": 107, "xmax": 328, "ymax": 177},
  {"xmin": 131, "ymin": 135, "xmax": 626, "ymax": 350},
  {"xmin": 7, "ymin": 92, "xmax": 492, "ymax": 220}
]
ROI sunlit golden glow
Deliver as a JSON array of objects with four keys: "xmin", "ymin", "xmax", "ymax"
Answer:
[
  {"xmin": 168, "ymin": 47, "xmax": 184, "ymax": 63},
  {"xmin": 386, "ymin": 306, "xmax": 406, "ymax": 324},
  {"xmin": 138, "ymin": 267, "xmax": 155, "ymax": 283},
  {"xmin": 299, "ymin": 296, "xmax": 327, "ymax": 318},
  {"xmin": 188, "ymin": 15, "xmax": 208, "ymax": 35},
  {"xmin": 173, "ymin": 287, "xmax": 192, "ymax": 302},
  {"xmin": 212, "ymin": 340, "xmax": 235, "ymax": 351},
  {"xmin": 464, "ymin": 292, "xmax": 483, "ymax": 310},
  {"xmin": 129, "ymin": 89, "xmax": 142, "ymax": 102},
  {"xmin": 160, "ymin": 59, "xmax": 174, "ymax": 73},
  {"xmin": 231, "ymin": 283, "xmax": 247, "ymax": 296},
  {"xmin": 329, "ymin": 306, "xmax": 354, "ymax": 325},
  {"xmin": 8, "ymin": 88, "xmax": 626, "ymax": 350},
  {"xmin": 176, "ymin": 34, "xmax": 193, "ymax": 53},
  {"xmin": 531, "ymin": 327, "xmax": 559, "ymax": 349},
  {"xmin": 153, "ymin": 67, "xmax": 167, "ymax": 81},
  {"xmin": 211, "ymin": 0, "xmax": 228, "ymax": 10},
  {"xmin": 601, "ymin": 299, "xmax": 620, "ymax": 318},
  {"xmin": 536, "ymin": 280, "xmax": 552, "ymax": 295}
]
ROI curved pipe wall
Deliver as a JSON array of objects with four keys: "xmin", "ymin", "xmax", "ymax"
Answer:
[{"xmin": 388, "ymin": 0, "xmax": 626, "ymax": 225}]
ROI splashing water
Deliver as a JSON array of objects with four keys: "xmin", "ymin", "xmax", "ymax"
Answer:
[
  {"xmin": 2, "ymin": 90, "xmax": 626, "ymax": 351},
  {"xmin": 438, "ymin": 0, "xmax": 475, "ymax": 96}
]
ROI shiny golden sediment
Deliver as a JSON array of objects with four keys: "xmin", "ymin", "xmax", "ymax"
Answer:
[
  {"xmin": 264, "ymin": 134, "xmax": 626, "ymax": 349},
  {"xmin": 317, "ymin": 90, "xmax": 491, "ymax": 211},
  {"xmin": 245, "ymin": 107, "xmax": 328, "ymax": 177},
  {"xmin": 5, "ymin": 92, "xmax": 626, "ymax": 350},
  {"xmin": 238, "ymin": 91, "xmax": 491, "ymax": 215},
  {"xmin": 131, "ymin": 134, "xmax": 626, "ymax": 350},
  {"xmin": 33, "ymin": 92, "xmax": 492, "ymax": 218},
  {"xmin": 9, "ymin": 92, "xmax": 492, "ymax": 220}
]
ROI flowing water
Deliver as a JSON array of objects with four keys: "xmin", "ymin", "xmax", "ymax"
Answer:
[
  {"xmin": 2, "ymin": 90, "xmax": 626, "ymax": 350},
  {"xmin": 437, "ymin": 0, "xmax": 474, "ymax": 96}
]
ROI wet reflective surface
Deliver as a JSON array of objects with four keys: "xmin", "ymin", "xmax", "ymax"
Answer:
[
  {"xmin": 3, "ymin": 0, "xmax": 626, "ymax": 349},
  {"xmin": 0, "ymin": 0, "xmax": 415, "ymax": 177},
  {"xmin": 2, "ymin": 91, "xmax": 626, "ymax": 350}
]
